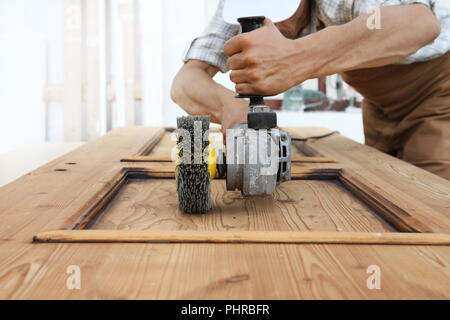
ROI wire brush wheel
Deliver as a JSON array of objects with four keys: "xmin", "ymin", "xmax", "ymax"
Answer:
[{"xmin": 176, "ymin": 115, "xmax": 212, "ymax": 213}]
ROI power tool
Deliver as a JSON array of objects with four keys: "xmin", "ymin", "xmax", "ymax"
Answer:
[{"xmin": 176, "ymin": 16, "xmax": 292, "ymax": 213}]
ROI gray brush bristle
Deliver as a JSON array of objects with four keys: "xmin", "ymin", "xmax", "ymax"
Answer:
[{"xmin": 176, "ymin": 115, "xmax": 212, "ymax": 213}]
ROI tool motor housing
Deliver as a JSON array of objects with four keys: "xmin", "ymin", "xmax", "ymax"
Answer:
[
  {"xmin": 225, "ymin": 123, "xmax": 291, "ymax": 196},
  {"xmin": 224, "ymin": 15, "xmax": 291, "ymax": 196}
]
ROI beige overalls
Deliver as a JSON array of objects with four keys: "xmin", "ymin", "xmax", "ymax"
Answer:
[{"xmin": 342, "ymin": 51, "xmax": 450, "ymax": 180}]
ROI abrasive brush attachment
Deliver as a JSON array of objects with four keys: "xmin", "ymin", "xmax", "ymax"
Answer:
[{"xmin": 176, "ymin": 115, "xmax": 212, "ymax": 213}]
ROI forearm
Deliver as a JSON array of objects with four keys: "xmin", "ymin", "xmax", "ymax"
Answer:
[
  {"xmin": 171, "ymin": 61, "xmax": 241, "ymax": 124},
  {"xmin": 298, "ymin": 4, "xmax": 441, "ymax": 79}
]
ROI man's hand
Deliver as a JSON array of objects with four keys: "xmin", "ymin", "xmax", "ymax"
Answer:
[
  {"xmin": 223, "ymin": 5, "xmax": 440, "ymax": 98},
  {"xmin": 224, "ymin": 18, "xmax": 309, "ymax": 96},
  {"xmin": 218, "ymin": 91, "xmax": 248, "ymax": 142}
]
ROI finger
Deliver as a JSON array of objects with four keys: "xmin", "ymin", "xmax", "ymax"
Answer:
[
  {"xmin": 235, "ymin": 82, "xmax": 270, "ymax": 95},
  {"xmin": 229, "ymin": 70, "xmax": 250, "ymax": 84},
  {"xmin": 226, "ymin": 53, "xmax": 246, "ymax": 70},
  {"xmin": 264, "ymin": 18, "xmax": 286, "ymax": 38},
  {"xmin": 263, "ymin": 17, "xmax": 279, "ymax": 32},
  {"xmin": 222, "ymin": 128, "xmax": 227, "ymax": 145},
  {"xmin": 263, "ymin": 17, "xmax": 274, "ymax": 27},
  {"xmin": 235, "ymin": 83, "xmax": 255, "ymax": 95},
  {"xmin": 223, "ymin": 34, "xmax": 243, "ymax": 57}
]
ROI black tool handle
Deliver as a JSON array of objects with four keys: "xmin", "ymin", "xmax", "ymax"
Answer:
[
  {"xmin": 237, "ymin": 16, "xmax": 265, "ymax": 33},
  {"xmin": 235, "ymin": 16, "xmax": 276, "ymax": 129},
  {"xmin": 235, "ymin": 16, "xmax": 265, "ymax": 101}
]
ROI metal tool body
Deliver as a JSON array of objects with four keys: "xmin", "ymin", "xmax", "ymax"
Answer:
[
  {"xmin": 225, "ymin": 16, "xmax": 292, "ymax": 196},
  {"xmin": 176, "ymin": 16, "xmax": 292, "ymax": 213}
]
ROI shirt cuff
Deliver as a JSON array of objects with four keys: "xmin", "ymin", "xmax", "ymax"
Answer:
[{"xmin": 182, "ymin": 37, "xmax": 230, "ymax": 73}]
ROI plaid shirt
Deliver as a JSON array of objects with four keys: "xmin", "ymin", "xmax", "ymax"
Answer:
[{"xmin": 183, "ymin": 0, "xmax": 450, "ymax": 72}]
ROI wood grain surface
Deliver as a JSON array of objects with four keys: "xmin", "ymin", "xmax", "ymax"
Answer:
[
  {"xmin": 89, "ymin": 179, "xmax": 395, "ymax": 232},
  {"xmin": 34, "ymin": 230, "xmax": 450, "ymax": 245},
  {"xmin": 0, "ymin": 126, "xmax": 449, "ymax": 299},
  {"xmin": 287, "ymin": 127, "xmax": 450, "ymax": 234}
]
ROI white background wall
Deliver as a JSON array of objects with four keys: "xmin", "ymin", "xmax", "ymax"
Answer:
[
  {"xmin": 0, "ymin": 0, "xmax": 64, "ymax": 153},
  {"xmin": 0, "ymin": 0, "xmax": 364, "ymax": 155},
  {"xmin": 0, "ymin": 0, "xmax": 223, "ymax": 153}
]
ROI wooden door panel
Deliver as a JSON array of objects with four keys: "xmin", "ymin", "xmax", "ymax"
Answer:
[
  {"xmin": 1, "ymin": 126, "xmax": 449, "ymax": 299},
  {"xmin": 88, "ymin": 179, "xmax": 395, "ymax": 232},
  {"xmin": 31, "ymin": 127, "xmax": 449, "ymax": 244},
  {"xmin": 286, "ymin": 127, "xmax": 450, "ymax": 233}
]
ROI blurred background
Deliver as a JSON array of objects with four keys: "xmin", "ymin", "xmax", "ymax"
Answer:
[{"xmin": 0, "ymin": 0, "xmax": 364, "ymax": 184}]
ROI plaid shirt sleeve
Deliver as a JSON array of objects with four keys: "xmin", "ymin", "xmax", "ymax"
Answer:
[
  {"xmin": 315, "ymin": 0, "xmax": 432, "ymax": 25},
  {"xmin": 397, "ymin": 1, "xmax": 450, "ymax": 64},
  {"xmin": 315, "ymin": 0, "xmax": 449, "ymax": 63},
  {"xmin": 184, "ymin": 0, "xmax": 448, "ymax": 68},
  {"xmin": 182, "ymin": 0, "xmax": 239, "ymax": 73}
]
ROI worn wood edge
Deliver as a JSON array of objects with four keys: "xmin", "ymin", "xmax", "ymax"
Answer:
[
  {"xmin": 58, "ymin": 165, "xmax": 438, "ymax": 236},
  {"xmin": 121, "ymin": 166, "xmax": 341, "ymax": 180},
  {"xmin": 94, "ymin": 167, "xmax": 341, "ymax": 180},
  {"xmin": 123, "ymin": 126, "xmax": 338, "ymax": 163},
  {"xmin": 128, "ymin": 127, "xmax": 222, "ymax": 160},
  {"xmin": 123, "ymin": 166, "xmax": 175, "ymax": 178},
  {"xmin": 286, "ymin": 127, "xmax": 335, "ymax": 157},
  {"xmin": 293, "ymin": 157, "xmax": 338, "ymax": 163},
  {"xmin": 67, "ymin": 167, "xmax": 176, "ymax": 229},
  {"xmin": 32, "ymin": 230, "xmax": 450, "ymax": 245},
  {"xmin": 339, "ymin": 169, "xmax": 436, "ymax": 233},
  {"xmin": 68, "ymin": 169, "xmax": 128, "ymax": 230},
  {"xmin": 121, "ymin": 156, "xmax": 173, "ymax": 162},
  {"xmin": 121, "ymin": 156, "xmax": 339, "ymax": 163},
  {"xmin": 69, "ymin": 167, "xmax": 176, "ymax": 229},
  {"xmin": 283, "ymin": 127, "xmax": 335, "ymax": 158},
  {"xmin": 130, "ymin": 127, "xmax": 166, "ymax": 157},
  {"xmin": 286, "ymin": 127, "xmax": 450, "ymax": 233},
  {"xmin": 57, "ymin": 166, "xmax": 341, "ymax": 231},
  {"xmin": 292, "ymin": 141, "xmax": 325, "ymax": 157}
]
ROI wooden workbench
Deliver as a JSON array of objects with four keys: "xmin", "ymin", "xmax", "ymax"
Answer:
[{"xmin": 0, "ymin": 127, "xmax": 449, "ymax": 299}]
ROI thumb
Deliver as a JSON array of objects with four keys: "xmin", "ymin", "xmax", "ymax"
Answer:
[
  {"xmin": 222, "ymin": 127, "xmax": 227, "ymax": 145},
  {"xmin": 263, "ymin": 18, "xmax": 276, "ymax": 28}
]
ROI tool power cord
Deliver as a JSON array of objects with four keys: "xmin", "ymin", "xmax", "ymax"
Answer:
[{"xmin": 291, "ymin": 131, "xmax": 339, "ymax": 142}]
